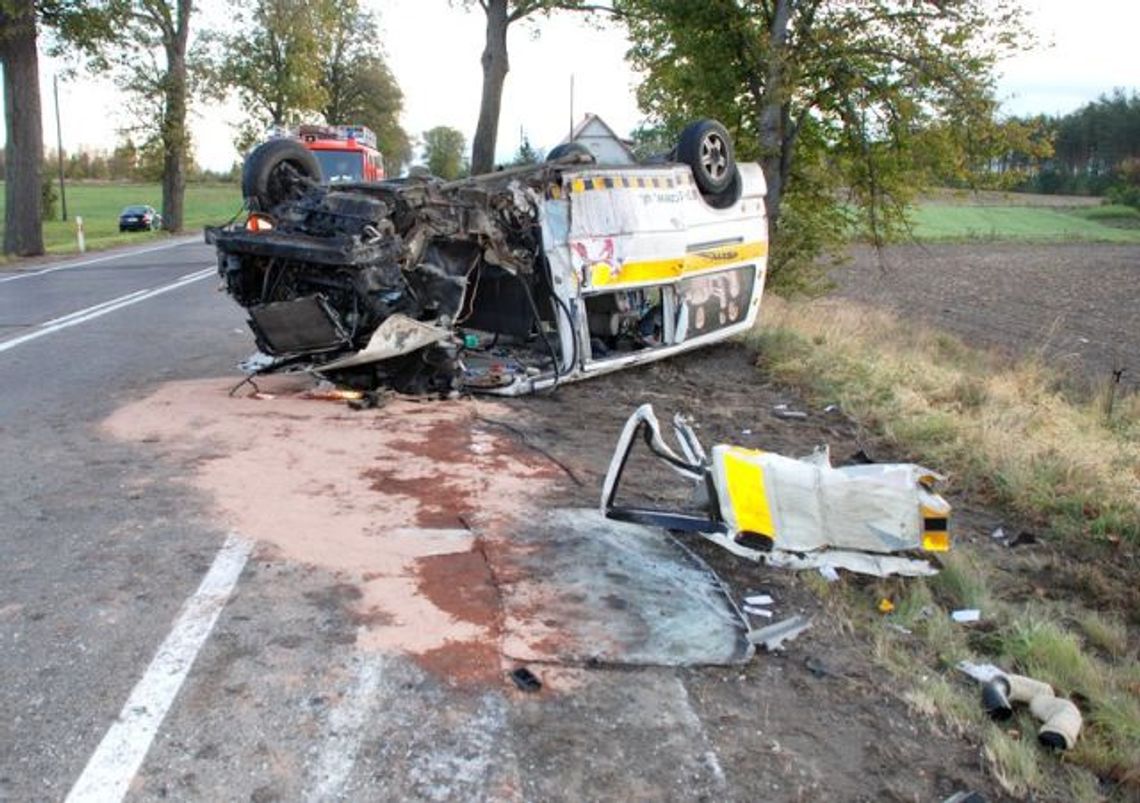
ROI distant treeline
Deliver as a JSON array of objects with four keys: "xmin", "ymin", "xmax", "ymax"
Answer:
[
  {"xmin": 0, "ymin": 139, "xmax": 238, "ymax": 184},
  {"xmin": 1002, "ymin": 90, "xmax": 1140, "ymax": 201}
]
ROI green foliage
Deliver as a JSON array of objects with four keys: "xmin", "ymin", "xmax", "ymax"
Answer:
[
  {"xmin": 1106, "ymin": 185, "xmax": 1140, "ymax": 209},
  {"xmin": 1006, "ymin": 92, "xmax": 1140, "ymax": 196},
  {"xmin": 204, "ymin": 0, "xmax": 333, "ymax": 149},
  {"xmin": 617, "ymin": 0, "xmax": 1031, "ymax": 291},
  {"xmin": 204, "ymin": 0, "xmax": 410, "ymax": 166},
  {"xmin": 510, "ymin": 133, "xmax": 542, "ymax": 165},
  {"xmin": 421, "ymin": 126, "xmax": 467, "ymax": 180},
  {"xmin": 318, "ymin": 2, "xmax": 411, "ymax": 173},
  {"xmin": 41, "ymin": 174, "xmax": 58, "ymax": 220}
]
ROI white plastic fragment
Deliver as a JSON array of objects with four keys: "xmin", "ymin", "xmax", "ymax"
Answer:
[
  {"xmin": 990, "ymin": 527, "xmax": 1006, "ymax": 540},
  {"xmin": 743, "ymin": 606, "xmax": 773, "ymax": 618},
  {"xmin": 745, "ymin": 594, "xmax": 774, "ymax": 606},
  {"xmin": 747, "ymin": 615, "xmax": 812, "ymax": 651},
  {"xmin": 957, "ymin": 660, "xmax": 1006, "ymax": 684},
  {"xmin": 818, "ymin": 565, "xmax": 840, "ymax": 583},
  {"xmin": 951, "ymin": 609, "xmax": 981, "ymax": 623},
  {"xmin": 772, "ymin": 409, "xmax": 808, "ymax": 420}
]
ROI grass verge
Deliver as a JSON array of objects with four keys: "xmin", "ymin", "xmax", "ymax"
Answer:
[
  {"xmin": 908, "ymin": 203, "xmax": 1140, "ymax": 243},
  {"xmin": 0, "ymin": 181, "xmax": 241, "ymax": 258},
  {"xmin": 751, "ymin": 297, "xmax": 1140, "ymax": 543},
  {"xmin": 748, "ymin": 297, "xmax": 1140, "ymax": 798}
]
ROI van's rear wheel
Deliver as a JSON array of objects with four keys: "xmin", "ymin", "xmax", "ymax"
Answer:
[
  {"xmin": 676, "ymin": 119, "xmax": 736, "ymax": 197},
  {"xmin": 242, "ymin": 139, "xmax": 320, "ymax": 211},
  {"xmin": 546, "ymin": 141, "xmax": 595, "ymax": 164}
]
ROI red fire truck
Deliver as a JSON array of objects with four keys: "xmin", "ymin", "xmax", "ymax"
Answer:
[{"xmin": 295, "ymin": 124, "xmax": 385, "ymax": 183}]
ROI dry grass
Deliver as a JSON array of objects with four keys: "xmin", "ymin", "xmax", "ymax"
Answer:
[
  {"xmin": 1077, "ymin": 611, "xmax": 1131, "ymax": 660},
  {"xmin": 984, "ymin": 724, "xmax": 1046, "ymax": 798},
  {"xmin": 750, "ymin": 296, "xmax": 1140, "ymax": 544},
  {"xmin": 748, "ymin": 298, "xmax": 1140, "ymax": 798}
]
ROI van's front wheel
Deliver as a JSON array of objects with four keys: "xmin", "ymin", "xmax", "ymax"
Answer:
[
  {"xmin": 242, "ymin": 139, "xmax": 321, "ymax": 211},
  {"xmin": 677, "ymin": 119, "xmax": 736, "ymax": 197}
]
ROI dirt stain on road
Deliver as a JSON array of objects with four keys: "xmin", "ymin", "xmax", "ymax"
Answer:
[{"xmin": 102, "ymin": 376, "xmax": 557, "ymax": 685}]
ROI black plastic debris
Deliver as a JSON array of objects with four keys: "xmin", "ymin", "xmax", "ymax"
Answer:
[
  {"xmin": 510, "ymin": 667, "xmax": 542, "ymax": 693},
  {"xmin": 1007, "ymin": 531, "xmax": 1037, "ymax": 548}
]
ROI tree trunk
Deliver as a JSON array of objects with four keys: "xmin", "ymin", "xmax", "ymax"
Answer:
[
  {"xmin": 757, "ymin": 0, "xmax": 791, "ymax": 234},
  {"xmin": 0, "ymin": 0, "xmax": 44, "ymax": 256},
  {"xmin": 471, "ymin": 0, "xmax": 509, "ymax": 176},
  {"xmin": 160, "ymin": 0, "xmax": 191, "ymax": 233}
]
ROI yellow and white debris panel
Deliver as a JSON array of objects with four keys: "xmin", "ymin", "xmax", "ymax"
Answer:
[{"xmin": 601, "ymin": 404, "xmax": 951, "ymax": 578}]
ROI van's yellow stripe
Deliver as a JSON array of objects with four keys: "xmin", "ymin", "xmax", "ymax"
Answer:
[{"xmin": 588, "ymin": 241, "xmax": 768, "ymax": 288}]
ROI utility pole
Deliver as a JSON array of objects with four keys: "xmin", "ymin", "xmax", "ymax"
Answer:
[
  {"xmin": 53, "ymin": 74, "xmax": 67, "ymax": 222},
  {"xmin": 569, "ymin": 74, "xmax": 574, "ymax": 140}
]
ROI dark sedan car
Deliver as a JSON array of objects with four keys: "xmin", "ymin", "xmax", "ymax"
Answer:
[{"xmin": 118, "ymin": 205, "xmax": 161, "ymax": 232}]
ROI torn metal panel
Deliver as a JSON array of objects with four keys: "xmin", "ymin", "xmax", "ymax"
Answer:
[
  {"xmin": 602, "ymin": 404, "xmax": 951, "ymax": 578},
  {"xmin": 318, "ymin": 315, "xmax": 451, "ymax": 371}
]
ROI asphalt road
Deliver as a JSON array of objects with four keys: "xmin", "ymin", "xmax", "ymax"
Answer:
[
  {"xmin": 0, "ymin": 239, "xmax": 251, "ymax": 799},
  {"xmin": 0, "ymin": 240, "xmax": 735, "ymax": 802}
]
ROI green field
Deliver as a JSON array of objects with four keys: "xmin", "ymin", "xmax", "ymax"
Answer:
[
  {"xmin": 0, "ymin": 181, "xmax": 241, "ymax": 257},
  {"xmin": 908, "ymin": 202, "xmax": 1140, "ymax": 243}
]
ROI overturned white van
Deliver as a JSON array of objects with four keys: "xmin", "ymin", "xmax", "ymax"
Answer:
[{"xmin": 210, "ymin": 120, "xmax": 768, "ymax": 395}]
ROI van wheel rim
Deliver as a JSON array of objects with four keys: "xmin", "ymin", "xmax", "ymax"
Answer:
[{"xmin": 700, "ymin": 132, "xmax": 728, "ymax": 180}]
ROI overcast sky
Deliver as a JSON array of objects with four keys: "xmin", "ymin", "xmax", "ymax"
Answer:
[{"xmin": 8, "ymin": 0, "xmax": 1140, "ymax": 172}]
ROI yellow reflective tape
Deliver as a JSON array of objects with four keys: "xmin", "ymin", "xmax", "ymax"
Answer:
[
  {"xmin": 571, "ymin": 178, "xmax": 587, "ymax": 193},
  {"xmin": 586, "ymin": 241, "xmax": 769, "ymax": 288},
  {"xmin": 922, "ymin": 531, "xmax": 950, "ymax": 552},
  {"xmin": 920, "ymin": 502, "xmax": 950, "ymax": 551},
  {"xmin": 588, "ymin": 177, "xmax": 604, "ymax": 190},
  {"xmin": 591, "ymin": 259, "xmax": 683, "ymax": 288},
  {"xmin": 722, "ymin": 447, "xmax": 775, "ymax": 539},
  {"xmin": 682, "ymin": 241, "xmax": 769, "ymax": 272}
]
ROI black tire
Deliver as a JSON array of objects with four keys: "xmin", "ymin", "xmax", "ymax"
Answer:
[
  {"xmin": 676, "ymin": 119, "xmax": 736, "ymax": 196},
  {"xmin": 242, "ymin": 138, "xmax": 321, "ymax": 210},
  {"xmin": 703, "ymin": 167, "xmax": 742, "ymax": 210},
  {"xmin": 546, "ymin": 141, "xmax": 596, "ymax": 164}
]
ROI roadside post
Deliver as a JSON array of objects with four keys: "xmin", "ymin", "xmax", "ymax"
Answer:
[{"xmin": 76, "ymin": 216, "xmax": 86, "ymax": 253}]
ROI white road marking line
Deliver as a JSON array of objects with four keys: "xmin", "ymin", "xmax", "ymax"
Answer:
[
  {"xmin": 306, "ymin": 649, "xmax": 385, "ymax": 802},
  {"xmin": 0, "ymin": 237, "xmax": 201, "ymax": 284},
  {"xmin": 0, "ymin": 266, "xmax": 214, "ymax": 355},
  {"xmin": 670, "ymin": 676, "xmax": 728, "ymax": 792},
  {"xmin": 39, "ymin": 289, "xmax": 151, "ymax": 327},
  {"xmin": 65, "ymin": 533, "xmax": 252, "ymax": 803}
]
